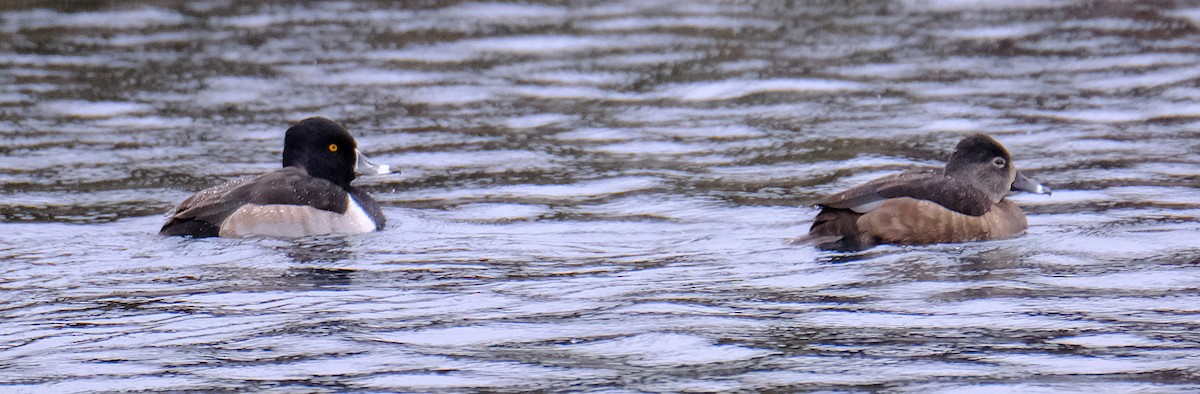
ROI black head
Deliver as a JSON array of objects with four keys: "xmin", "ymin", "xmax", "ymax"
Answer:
[
  {"xmin": 282, "ymin": 117, "xmax": 359, "ymax": 187},
  {"xmin": 944, "ymin": 133, "xmax": 1017, "ymax": 203}
]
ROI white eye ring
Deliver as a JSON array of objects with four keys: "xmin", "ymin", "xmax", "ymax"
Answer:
[{"xmin": 992, "ymin": 157, "xmax": 1007, "ymax": 167}]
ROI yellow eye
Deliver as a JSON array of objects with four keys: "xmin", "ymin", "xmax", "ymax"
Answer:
[{"xmin": 328, "ymin": 144, "xmax": 338, "ymax": 152}]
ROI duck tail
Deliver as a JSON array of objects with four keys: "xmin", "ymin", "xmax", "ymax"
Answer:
[
  {"xmin": 790, "ymin": 233, "xmax": 842, "ymax": 246},
  {"xmin": 794, "ymin": 208, "xmax": 875, "ymax": 251}
]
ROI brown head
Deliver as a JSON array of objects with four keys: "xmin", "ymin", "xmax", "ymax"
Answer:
[{"xmin": 944, "ymin": 133, "xmax": 1017, "ymax": 204}]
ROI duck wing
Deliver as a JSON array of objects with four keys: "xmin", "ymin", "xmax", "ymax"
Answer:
[
  {"xmin": 161, "ymin": 167, "xmax": 348, "ymax": 235},
  {"xmin": 817, "ymin": 168, "xmax": 992, "ymax": 216}
]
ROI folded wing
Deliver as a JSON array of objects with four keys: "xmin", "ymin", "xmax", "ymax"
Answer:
[
  {"xmin": 160, "ymin": 167, "xmax": 348, "ymax": 236},
  {"xmin": 816, "ymin": 168, "xmax": 993, "ymax": 216}
]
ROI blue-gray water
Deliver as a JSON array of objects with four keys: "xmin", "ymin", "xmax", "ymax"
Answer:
[{"xmin": 2, "ymin": 1, "xmax": 1200, "ymax": 392}]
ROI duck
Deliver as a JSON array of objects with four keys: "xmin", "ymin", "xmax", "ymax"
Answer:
[
  {"xmin": 796, "ymin": 133, "xmax": 1050, "ymax": 251},
  {"xmin": 160, "ymin": 117, "xmax": 393, "ymax": 238}
]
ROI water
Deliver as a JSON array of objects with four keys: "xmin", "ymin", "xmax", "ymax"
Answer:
[{"xmin": 2, "ymin": 0, "xmax": 1199, "ymax": 392}]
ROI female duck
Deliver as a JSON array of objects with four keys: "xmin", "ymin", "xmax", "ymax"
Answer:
[{"xmin": 798, "ymin": 133, "xmax": 1050, "ymax": 251}]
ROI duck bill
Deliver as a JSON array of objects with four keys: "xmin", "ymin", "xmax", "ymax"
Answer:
[
  {"xmin": 1011, "ymin": 171, "xmax": 1051, "ymax": 195},
  {"xmin": 354, "ymin": 149, "xmax": 393, "ymax": 176}
]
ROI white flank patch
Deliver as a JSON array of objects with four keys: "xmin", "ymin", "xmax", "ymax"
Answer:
[
  {"xmin": 850, "ymin": 200, "xmax": 885, "ymax": 213},
  {"xmin": 342, "ymin": 195, "xmax": 378, "ymax": 233},
  {"xmin": 219, "ymin": 196, "xmax": 376, "ymax": 238}
]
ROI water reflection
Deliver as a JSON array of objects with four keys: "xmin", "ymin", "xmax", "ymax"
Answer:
[
  {"xmin": 277, "ymin": 236, "xmax": 355, "ymax": 264},
  {"xmin": 282, "ymin": 267, "xmax": 356, "ymax": 287}
]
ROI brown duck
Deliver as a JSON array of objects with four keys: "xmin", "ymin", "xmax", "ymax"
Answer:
[{"xmin": 797, "ymin": 133, "xmax": 1050, "ymax": 251}]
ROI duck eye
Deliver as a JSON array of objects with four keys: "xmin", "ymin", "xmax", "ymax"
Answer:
[
  {"xmin": 328, "ymin": 144, "xmax": 338, "ymax": 152},
  {"xmin": 992, "ymin": 157, "xmax": 1007, "ymax": 167}
]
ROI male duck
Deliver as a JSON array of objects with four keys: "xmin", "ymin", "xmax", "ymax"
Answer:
[
  {"xmin": 797, "ymin": 133, "xmax": 1050, "ymax": 251},
  {"xmin": 160, "ymin": 117, "xmax": 392, "ymax": 238}
]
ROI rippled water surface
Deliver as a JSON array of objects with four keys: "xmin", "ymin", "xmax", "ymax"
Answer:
[{"xmin": 2, "ymin": 0, "xmax": 1200, "ymax": 392}]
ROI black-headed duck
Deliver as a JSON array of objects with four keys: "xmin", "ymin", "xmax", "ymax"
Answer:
[{"xmin": 160, "ymin": 117, "xmax": 392, "ymax": 238}]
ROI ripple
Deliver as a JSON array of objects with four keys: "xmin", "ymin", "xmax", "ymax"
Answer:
[
  {"xmin": 404, "ymin": 33, "xmax": 707, "ymax": 60},
  {"xmin": 564, "ymin": 333, "xmax": 771, "ymax": 366},
  {"xmin": 655, "ymin": 78, "xmax": 871, "ymax": 101},
  {"xmin": 436, "ymin": 2, "xmax": 569, "ymax": 25},
  {"xmin": 1049, "ymin": 333, "xmax": 1174, "ymax": 348},
  {"xmin": 398, "ymin": 176, "xmax": 663, "ymax": 202},
  {"xmin": 1, "ymin": 7, "xmax": 188, "ymax": 31},
  {"xmin": 440, "ymin": 203, "xmax": 552, "ymax": 222},
  {"xmin": 396, "ymin": 85, "xmax": 499, "ymax": 104},
  {"xmin": 979, "ymin": 353, "xmax": 1196, "ymax": 375},
  {"xmin": 1169, "ymin": 8, "xmax": 1200, "ymax": 27},
  {"xmin": 382, "ymin": 150, "xmax": 558, "ymax": 172},
  {"xmin": 1076, "ymin": 66, "xmax": 1200, "ymax": 92},
  {"xmin": 300, "ymin": 69, "xmax": 459, "ymax": 86},
  {"xmin": 578, "ymin": 16, "xmax": 780, "ymax": 31},
  {"xmin": 39, "ymin": 100, "xmax": 154, "ymax": 119},
  {"xmin": 901, "ymin": 0, "xmax": 1081, "ymax": 11}
]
